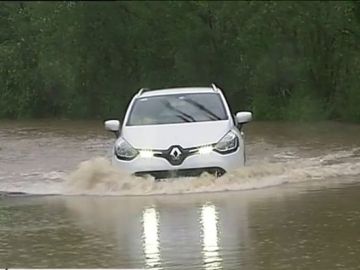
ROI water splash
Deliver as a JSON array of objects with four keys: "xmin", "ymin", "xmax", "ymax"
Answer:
[
  {"xmin": 1, "ymin": 148, "xmax": 359, "ymax": 196},
  {"xmin": 62, "ymin": 148, "xmax": 360, "ymax": 196}
]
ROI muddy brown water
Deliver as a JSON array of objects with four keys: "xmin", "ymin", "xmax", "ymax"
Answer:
[{"xmin": 0, "ymin": 120, "xmax": 359, "ymax": 269}]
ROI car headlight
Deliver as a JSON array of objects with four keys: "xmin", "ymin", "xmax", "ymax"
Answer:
[
  {"xmin": 139, "ymin": 149, "xmax": 154, "ymax": 158},
  {"xmin": 214, "ymin": 130, "xmax": 239, "ymax": 154},
  {"xmin": 198, "ymin": 145, "xmax": 214, "ymax": 154},
  {"xmin": 114, "ymin": 137, "xmax": 138, "ymax": 160}
]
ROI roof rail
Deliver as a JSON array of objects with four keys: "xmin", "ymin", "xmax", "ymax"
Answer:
[
  {"xmin": 137, "ymin": 87, "xmax": 151, "ymax": 96},
  {"xmin": 211, "ymin": 83, "xmax": 219, "ymax": 92}
]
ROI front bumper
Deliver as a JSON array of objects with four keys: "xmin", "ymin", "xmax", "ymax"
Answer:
[
  {"xmin": 112, "ymin": 147, "xmax": 244, "ymax": 178},
  {"xmin": 134, "ymin": 167, "xmax": 226, "ymax": 179}
]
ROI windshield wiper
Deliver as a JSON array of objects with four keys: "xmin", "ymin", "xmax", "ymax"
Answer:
[
  {"xmin": 162, "ymin": 100, "xmax": 196, "ymax": 122},
  {"xmin": 176, "ymin": 114, "xmax": 192, "ymax": 122},
  {"xmin": 182, "ymin": 98, "xmax": 222, "ymax": 120}
]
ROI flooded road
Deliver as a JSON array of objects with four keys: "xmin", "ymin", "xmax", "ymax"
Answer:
[{"xmin": 0, "ymin": 120, "xmax": 360, "ymax": 268}]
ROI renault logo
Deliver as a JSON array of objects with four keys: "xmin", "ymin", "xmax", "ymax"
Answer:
[{"xmin": 170, "ymin": 147, "xmax": 182, "ymax": 160}]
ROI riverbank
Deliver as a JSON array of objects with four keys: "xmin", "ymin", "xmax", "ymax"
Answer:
[{"xmin": 1, "ymin": 2, "xmax": 360, "ymax": 122}]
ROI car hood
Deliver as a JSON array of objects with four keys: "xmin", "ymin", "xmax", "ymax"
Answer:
[{"xmin": 121, "ymin": 120, "xmax": 232, "ymax": 149}]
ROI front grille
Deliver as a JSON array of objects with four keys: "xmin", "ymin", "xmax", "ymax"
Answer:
[
  {"xmin": 153, "ymin": 145, "xmax": 198, "ymax": 166},
  {"xmin": 134, "ymin": 167, "xmax": 226, "ymax": 180}
]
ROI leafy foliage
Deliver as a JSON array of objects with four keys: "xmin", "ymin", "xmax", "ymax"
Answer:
[{"xmin": 0, "ymin": 1, "xmax": 360, "ymax": 121}]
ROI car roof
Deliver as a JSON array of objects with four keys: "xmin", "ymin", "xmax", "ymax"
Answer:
[{"xmin": 138, "ymin": 87, "xmax": 219, "ymax": 98}]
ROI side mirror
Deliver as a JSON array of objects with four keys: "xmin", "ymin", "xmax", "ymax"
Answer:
[
  {"xmin": 235, "ymin": 111, "xmax": 252, "ymax": 124},
  {"xmin": 104, "ymin": 120, "xmax": 120, "ymax": 133}
]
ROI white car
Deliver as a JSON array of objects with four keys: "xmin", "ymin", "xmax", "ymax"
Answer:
[{"xmin": 105, "ymin": 84, "xmax": 252, "ymax": 179}]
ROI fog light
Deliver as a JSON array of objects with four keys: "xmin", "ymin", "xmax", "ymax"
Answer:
[
  {"xmin": 198, "ymin": 145, "xmax": 213, "ymax": 155},
  {"xmin": 140, "ymin": 150, "xmax": 154, "ymax": 158}
]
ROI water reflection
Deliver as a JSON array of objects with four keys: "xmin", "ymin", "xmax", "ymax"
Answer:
[
  {"xmin": 142, "ymin": 207, "xmax": 161, "ymax": 269},
  {"xmin": 201, "ymin": 204, "xmax": 222, "ymax": 270}
]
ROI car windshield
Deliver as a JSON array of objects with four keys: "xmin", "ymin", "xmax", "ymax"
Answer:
[{"xmin": 127, "ymin": 93, "xmax": 228, "ymax": 126}]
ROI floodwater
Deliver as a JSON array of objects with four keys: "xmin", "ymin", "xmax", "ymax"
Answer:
[{"xmin": 0, "ymin": 120, "xmax": 359, "ymax": 269}]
